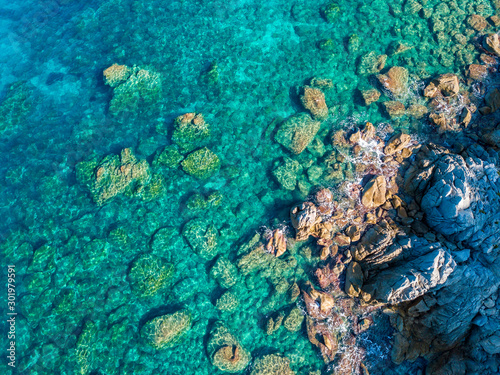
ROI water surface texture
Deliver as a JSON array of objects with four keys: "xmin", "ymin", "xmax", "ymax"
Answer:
[{"xmin": 0, "ymin": 0, "xmax": 496, "ymax": 373}]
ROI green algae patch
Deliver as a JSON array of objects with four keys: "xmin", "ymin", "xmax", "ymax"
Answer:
[
  {"xmin": 128, "ymin": 254, "xmax": 174, "ymax": 297},
  {"xmin": 275, "ymin": 113, "xmax": 321, "ymax": 155},
  {"xmin": 172, "ymin": 113, "xmax": 211, "ymax": 152},
  {"xmin": 181, "ymin": 147, "xmax": 220, "ymax": 179},
  {"xmin": 141, "ymin": 310, "xmax": 191, "ymax": 349},
  {"xmin": 76, "ymin": 148, "xmax": 153, "ymax": 205},
  {"xmin": 273, "ymin": 157, "xmax": 303, "ymax": 190},
  {"xmin": 183, "ymin": 218, "xmax": 219, "ymax": 260},
  {"xmin": 207, "ymin": 324, "xmax": 251, "ymax": 373},
  {"xmin": 321, "ymin": 2, "xmax": 341, "ymax": 23},
  {"xmin": 215, "ymin": 291, "xmax": 239, "ymax": 313}
]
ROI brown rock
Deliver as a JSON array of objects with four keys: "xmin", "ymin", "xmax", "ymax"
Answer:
[
  {"xmin": 480, "ymin": 53, "xmax": 497, "ymax": 65},
  {"xmin": 345, "ymin": 262, "xmax": 364, "ymax": 297},
  {"xmin": 490, "ymin": 15, "xmax": 500, "ymax": 26},
  {"xmin": 345, "ymin": 225, "xmax": 361, "ymax": 242},
  {"xmin": 459, "ymin": 107, "xmax": 472, "ymax": 127},
  {"xmin": 467, "ymin": 15, "xmax": 488, "ymax": 31},
  {"xmin": 377, "ymin": 66, "xmax": 409, "ymax": 99},
  {"xmin": 383, "ymin": 101, "xmax": 406, "ymax": 117},
  {"xmin": 361, "ymin": 89, "xmax": 381, "ymax": 105},
  {"xmin": 333, "ymin": 234, "xmax": 351, "ymax": 247},
  {"xmin": 266, "ymin": 229, "xmax": 287, "ymax": 257},
  {"xmin": 291, "ymin": 202, "xmax": 318, "ymax": 230},
  {"xmin": 103, "ymin": 63, "xmax": 132, "ymax": 88},
  {"xmin": 424, "ymin": 74, "xmax": 460, "ymax": 98},
  {"xmin": 361, "ymin": 175, "xmax": 387, "ymax": 209},
  {"xmin": 361, "ymin": 122, "xmax": 376, "ymax": 141},
  {"xmin": 467, "ymin": 64, "xmax": 488, "ymax": 81},
  {"xmin": 384, "ymin": 133, "xmax": 411, "ymax": 155},
  {"xmin": 484, "ymin": 33, "xmax": 500, "ymax": 56},
  {"xmin": 301, "ymin": 86, "xmax": 329, "ymax": 120},
  {"xmin": 429, "ymin": 113, "xmax": 449, "ymax": 133}
]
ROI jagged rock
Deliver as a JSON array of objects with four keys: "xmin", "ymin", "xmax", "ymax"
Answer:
[
  {"xmin": 384, "ymin": 133, "xmax": 411, "ymax": 155},
  {"xmin": 467, "ymin": 64, "xmax": 488, "ymax": 81},
  {"xmin": 353, "ymin": 220, "xmax": 398, "ymax": 263},
  {"xmin": 484, "ymin": 33, "xmax": 500, "ymax": 56},
  {"xmin": 377, "ymin": 66, "xmax": 409, "ymax": 99},
  {"xmin": 361, "ymin": 175, "xmax": 387, "ymax": 209},
  {"xmin": 361, "ymin": 248, "xmax": 455, "ymax": 304},
  {"xmin": 301, "ymin": 86, "xmax": 329, "ymax": 120},
  {"xmin": 424, "ymin": 74, "xmax": 460, "ymax": 98},
  {"xmin": 275, "ymin": 113, "xmax": 321, "ymax": 154},
  {"xmin": 361, "ymin": 88, "xmax": 381, "ymax": 106},
  {"xmin": 345, "ymin": 262, "xmax": 363, "ymax": 297},
  {"xmin": 407, "ymin": 146, "xmax": 500, "ymax": 255},
  {"xmin": 482, "ymin": 128, "xmax": 500, "ymax": 146}
]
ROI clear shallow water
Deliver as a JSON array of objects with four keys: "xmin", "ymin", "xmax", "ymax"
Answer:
[{"xmin": 0, "ymin": 0, "xmax": 496, "ymax": 373}]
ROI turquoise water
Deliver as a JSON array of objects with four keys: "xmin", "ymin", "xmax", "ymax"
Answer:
[{"xmin": 0, "ymin": 0, "xmax": 496, "ymax": 373}]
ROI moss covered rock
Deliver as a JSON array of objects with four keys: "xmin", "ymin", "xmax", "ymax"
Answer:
[
  {"xmin": 250, "ymin": 354, "xmax": 295, "ymax": 375},
  {"xmin": 273, "ymin": 157, "xmax": 302, "ymax": 190},
  {"xmin": 172, "ymin": 112, "xmax": 211, "ymax": 152},
  {"xmin": 141, "ymin": 310, "xmax": 191, "ymax": 349},
  {"xmin": 103, "ymin": 64, "xmax": 161, "ymax": 114},
  {"xmin": 182, "ymin": 218, "xmax": 218, "ymax": 260},
  {"xmin": 128, "ymin": 254, "xmax": 174, "ymax": 297},
  {"xmin": 76, "ymin": 148, "xmax": 153, "ymax": 205},
  {"xmin": 181, "ymin": 147, "xmax": 221, "ymax": 179},
  {"xmin": 210, "ymin": 257, "xmax": 238, "ymax": 288},
  {"xmin": 275, "ymin": 113, "xmax": 321, "ymax": 155},
  {"xmin": 207, "ymin": 324, "xmax": 251, "ymax": 373},
  {"xmin": 215, "ymin": 291, "xmax": 239, "ymax": 312},
  {"xmin": 283, "ymin": 307, "xmax": 304, "ymax": 332},
  {"xmin": 153, "ymin": 145, "xmax": 184, "ymax": 168},
  {"xmin": 321, "ymin": 2, "xmax": 340, "ymax": 23}
]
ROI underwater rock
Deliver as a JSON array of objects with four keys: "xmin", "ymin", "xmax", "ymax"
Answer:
[
  {"xmin": 467, "ymin": 14, "xmax": 488, "ymax": 31},
  {"xmin": 266, "ymin": 313, "xmax": 285, "ymax": 335},
  {"xmin": 272, "ymin": 157, "xmax": 302, "ymax": 190},
  {"xmin": 357, "ymin": 51, "xmax": 387, "ymax": 75},
  {"xmin": 283, "ymin": 306, "xmax": 304, "ymax": 332},
  {"xmin": 152, "ymin": 145, "xmax": 184, "ymax": 168},
  {"xmin": 103, "ymin": 63, "xmax": 132, "ymax": 88},
  {"xmin": 215, "ymin": 291, "xmax": 239, "ymax": 313},
  {"xmin": 171, "ymin": 112, "xmax": 211, "ymax": 152},
  {"xmin": 407, "ymin": 104, "xmax": 428, "ymax": 119},
  {"xmin": 182, "ymin": 218, "xmax": 218, "ymax": 260},
  {"xmin": 361, "ymin": 88, "xmax": 381, "ymax": 106},
  {"xmin": 275, "ymin": 113, "xmax": 321, "ymax": 154},
  {"xmin": 0, "ymin": 81, "xmax": 33, "ymax": 133},
  {"xmin": 207, "ymin": 324, "xmax": 251, "ymax": 373},
  {"xmin": 321, "ymin": 2, "xmax": 340, "ymax": 23},
  {"xmin": 424, "ymin": 73, "xmax": 460, "ymax": 98},
  {"xmin": 128, "ymin": 254, "xmax": 174, "ymax": 297},
  {"xmin": 181, "ymin": 147, "xmax": 221, "ymax": 179},
  {"xmin": 141, "ymin": 310, "xmax": 191, "ymax": 349},
  {"xmin": 76, "ymin": 148, "xmax": 152, "ymax": 205},
  {"xmin": 301, "ymin": 86, "xmax": 329, "ymax": 120},
  {"xmin": 485, "ymin": 88, "xmax": 500, "ymax": 113},
  {"xmin": 377, "ymin": 66, "xmax": 409, "ymax": 99},
  {"xmin": 250, "ymin": 354, "xmax": 295, "ymax": 375},
  {"xmin": 383, "ymin": 101, "xmax": 406, "ymax": 118},
  {"xmin": 104, "ymin": 65, "xmax": 162, "ymax": 113},
  {"xmin": 210, "ymin": 257, "xmax": 239, "ymax": 288},
  {"xmin": 302, "ymin": 281, "xmax": 334, "ymax": 319},
  {"xmin": 361, "ymin": 175, "xmax": 387, "ymax": 209}
]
